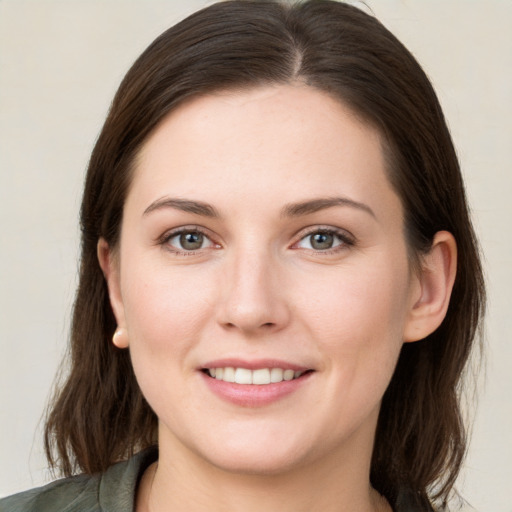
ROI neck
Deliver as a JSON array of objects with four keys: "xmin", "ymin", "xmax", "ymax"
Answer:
[{"xmin": 137, "ymin": 427, "xmax": 390, "ymax": 512}]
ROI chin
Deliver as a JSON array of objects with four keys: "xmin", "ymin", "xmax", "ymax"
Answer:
[
  {"xmin": 188, "ymin": 425, "xmax": 322, "ymax": 477},
  {"xmin": 205, "ymin": 447, "xmax": 309, "ymax": 476}
]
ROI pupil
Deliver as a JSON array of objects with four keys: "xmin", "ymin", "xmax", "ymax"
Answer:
[
  {"xmin": 180, "ymin": 232, "xmax": 203, "ymax": 250},
  {"xmin": 311, "ymin": 232, "xmax": 333, "ymax": 250}
]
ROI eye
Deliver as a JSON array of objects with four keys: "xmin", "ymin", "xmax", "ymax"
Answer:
[
  {"xmin": 164, "ymin": 229, "xmax": 216, "ymax": 252},
  {"xmin": 295, "ymin": 229, "xmax": 352, "ymax": 252}
]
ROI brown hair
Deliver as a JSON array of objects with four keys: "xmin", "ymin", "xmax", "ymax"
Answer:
[{"xmin": 44, "ymin": 0, "xmax": 485, "ymax": 508}]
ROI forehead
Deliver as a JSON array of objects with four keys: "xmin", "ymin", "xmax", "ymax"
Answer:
[{"xmin": 128, "ymin": 84, "xmax": 400, "ymax": 222}]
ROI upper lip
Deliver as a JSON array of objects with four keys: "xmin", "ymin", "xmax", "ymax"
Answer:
[{"xmin": 200, "ymin": 358, "xmax": 312, "ymax": 372}]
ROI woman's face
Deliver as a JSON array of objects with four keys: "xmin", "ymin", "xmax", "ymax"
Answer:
[{"xmin": 108, "ymin": 85, "xmax": 422, "ymax": 475}]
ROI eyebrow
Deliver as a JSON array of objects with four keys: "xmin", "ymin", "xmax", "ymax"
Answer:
[
  {"xmin": 143, "ymin": 197, "xmax": 220, "ymax": 218},
  {"xmin": 143, "ymin": 196, "xmax": 375, "ymax": 219},
  {"xmin": 281, "ymin": 197, "xmax": 376, "ymax": 219}
]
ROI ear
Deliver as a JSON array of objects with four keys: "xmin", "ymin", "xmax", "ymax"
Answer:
[
  {"xmin": 403, "ymin": 231, "xmax": 457, "ymax": 343},
  {"xmin": 97, "ymin": 238, "xmax": 129, "ymax": 348}
]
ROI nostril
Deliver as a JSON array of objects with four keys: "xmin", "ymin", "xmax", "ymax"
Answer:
[{"xmin": 222, "ymin": 322, "xmax": 275, "ymax": 329}]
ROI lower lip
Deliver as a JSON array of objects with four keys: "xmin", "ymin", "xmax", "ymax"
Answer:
[{"xmin": 200, "ymin": 371, "xmax": 312, "ymax": 407}]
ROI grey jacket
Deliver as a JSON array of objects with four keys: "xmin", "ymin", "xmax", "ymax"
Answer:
[{"xmin": 0, "ymin": 448, "xmax": 434, "ymax": 511}]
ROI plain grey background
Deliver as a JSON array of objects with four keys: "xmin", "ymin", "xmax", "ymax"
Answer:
[{"xmin": 1, "ymin": 1, "xmax": 511, "ymax": 510}]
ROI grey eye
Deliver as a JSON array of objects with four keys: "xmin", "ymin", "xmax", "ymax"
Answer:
[
  {"xmin": 180, "ymin": 232, "xmax": 204, "ymax": 250},
  {"xmin": 167, "ymin": 230, "xmax": 214, "ymax": 251},
  {"xmin": 309, "ymin": 232, "xmax": 334, "ymax": 250},
  {"xmin": 296, "ymin": 230, "xmax": 345, "ymax": 251}
]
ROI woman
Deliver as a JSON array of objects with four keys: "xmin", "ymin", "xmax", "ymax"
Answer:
[{"xmin": 0, "ymin": 1, "xmax": 485, "ymax": 511}]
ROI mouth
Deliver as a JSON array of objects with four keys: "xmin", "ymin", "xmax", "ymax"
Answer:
[
  {"xmin": 201, "ymin": 367, "xmax": 313, "ymax": 385},
  {"xmin": 199, "ymin": 360, "xmax": 314, "ymax": 406}
]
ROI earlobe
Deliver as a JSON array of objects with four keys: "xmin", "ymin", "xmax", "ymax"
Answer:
[
  {"xmin": 97, "ymin": 238, "xmax": 128, "ymax": 347},
  {"xmin": 403, "ymin": 231, "xmax": 457, "ymax": 343}
]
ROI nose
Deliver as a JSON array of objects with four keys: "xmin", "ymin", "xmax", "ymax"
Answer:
[{"xmin": 216, "ymin": 247, "xmax": 290, "ymax": 335}]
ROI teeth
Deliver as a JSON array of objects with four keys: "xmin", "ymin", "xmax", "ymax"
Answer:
[
  {"xmin": 270, "ymin": 368, "xmax": 283, "ymax": 383},
  {"xmin": 283, "ymin": 369, "xmax": 294, "ymax": 381},
  {"xmin": 207, "ymin": 367, "xmax": 305, "ymax": 385},
  {"xmin": 252, "ymin": 368, "xmax": 270, "ymax": 385},
  {"xmin": 223, "ymin": 367, "xmax": 235, "ymax": 383},
  {"xmin": 235, "ymin": 368, "xmax": 252, "ymax": 384}
]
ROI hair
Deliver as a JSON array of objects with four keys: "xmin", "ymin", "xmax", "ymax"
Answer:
[{"xmin": 44, "ymin": 0, "xmax": 485, "ymax": 509}]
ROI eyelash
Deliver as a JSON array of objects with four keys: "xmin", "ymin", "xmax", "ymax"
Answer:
[
  {"xmin": 158, "ymin": 226, "xmax": 355, "ymax": 256},
  {"xmin": 292, "ymin": 226, "xmax": 355, "ymax": 254},
  {"xmin": 159, "ymin": 226, "xmax": 217, "ymax": 256}
]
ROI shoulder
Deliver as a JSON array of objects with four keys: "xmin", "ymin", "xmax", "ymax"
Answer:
[
  {"xmin": 0, "ymin": 447, "xmax": 158, "ymax": 512},
  {"xmin": 0, "ymin": 473, "xmax": 100, "ymax": 512}
]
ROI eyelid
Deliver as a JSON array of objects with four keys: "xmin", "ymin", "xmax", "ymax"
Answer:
[
  {"xmin": 158, "ymin": 225, "xmax": 220, "ymax": 254},
  {"xmin": 157, "ymin": 224, "xmax": 354, "ymax": 255},
  {"xmin": 291, "ymin": 225, "xmax": 355, "ymax": 252}
]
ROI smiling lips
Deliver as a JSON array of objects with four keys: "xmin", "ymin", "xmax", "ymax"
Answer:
[
  {"xmin": 206, "ymin": 367, "xmax": 306, "ymax": 385},
  {"xmin": 201, "ymin": 362, "xmax": 313, "ymax": 406}
]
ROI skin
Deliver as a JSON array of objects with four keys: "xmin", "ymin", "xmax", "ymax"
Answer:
[{"xmin": 99, "ymin": 84, "xmax": 457, "ymax": 512}]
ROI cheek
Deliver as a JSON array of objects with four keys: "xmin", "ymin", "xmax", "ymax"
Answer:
[
  {"xmin": 120, "ymin": 260, "xmax": 217, "ymax": 354},
  {"xmin": 296, "ymin": 259, "xmax": 411, "ymax": 385},
  {"xmin": 301, "ymin": 262, "xmax": 410, "ymax": 340},
  {"xmin": 119, "ymin": 263, "xmax": 219, "ymax": 415}
]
